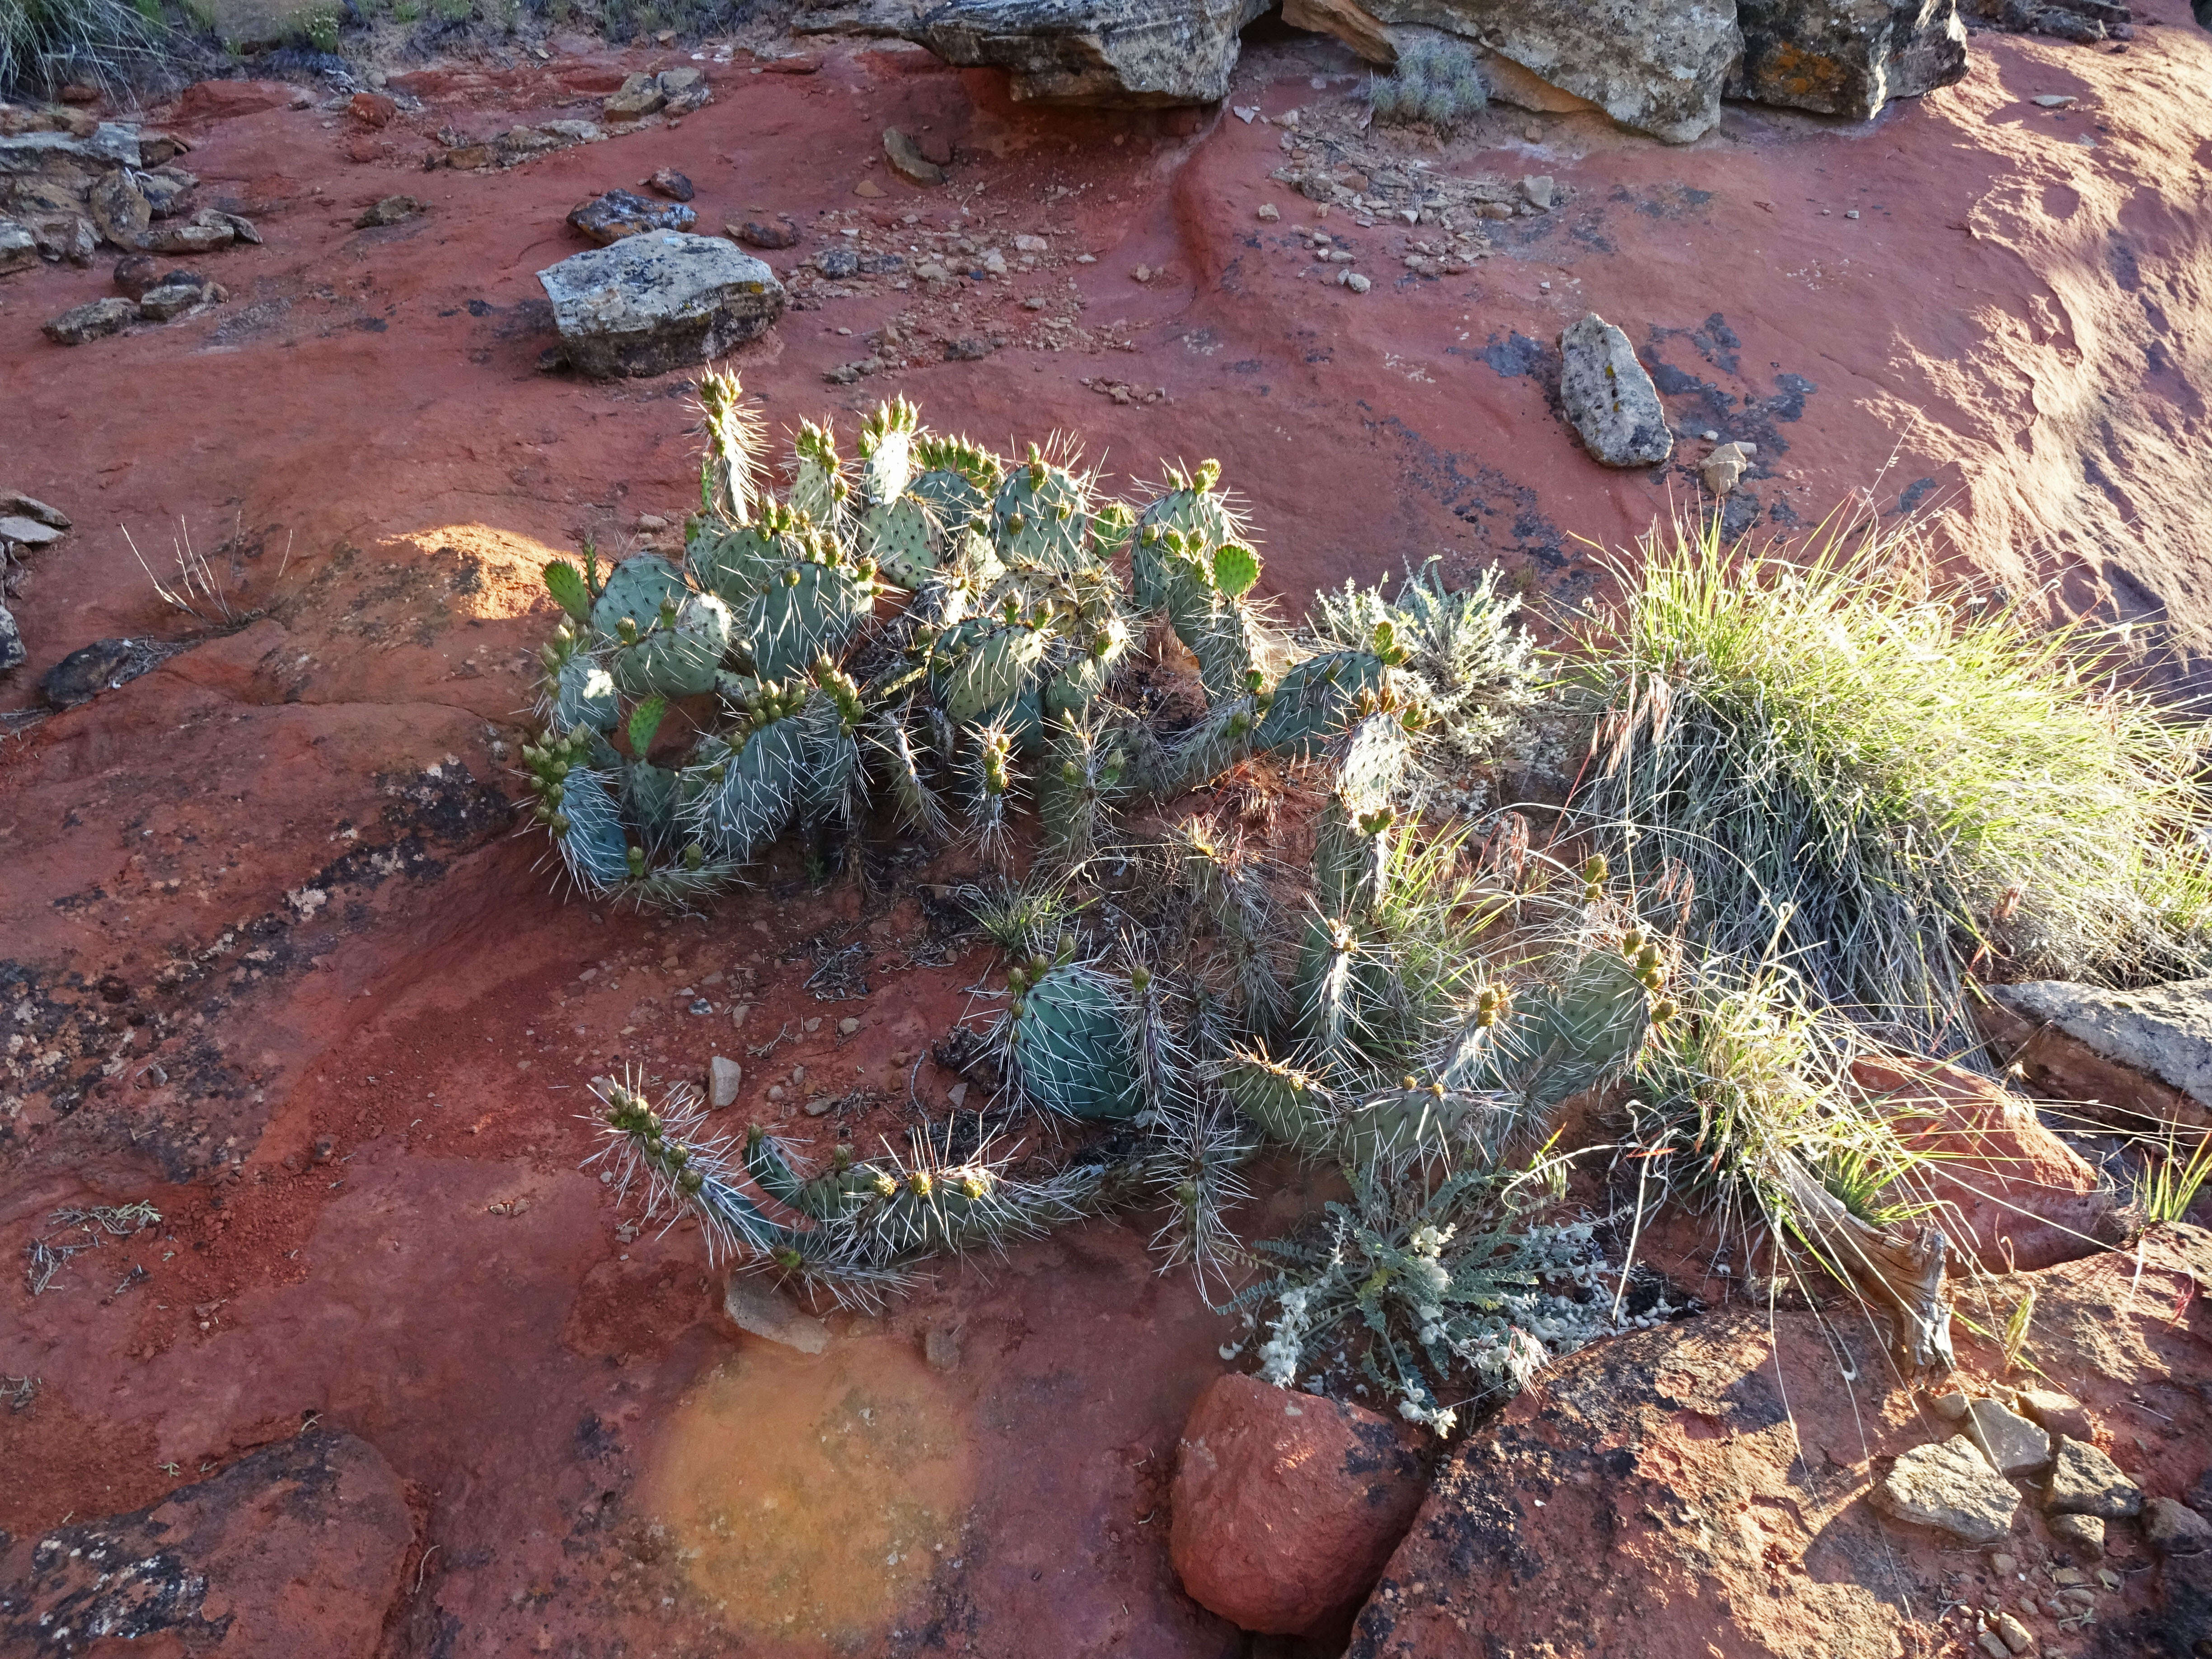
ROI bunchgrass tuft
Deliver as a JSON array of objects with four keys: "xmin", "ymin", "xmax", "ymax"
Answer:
[
  {"xmin": 1572, "ymin": 508, "xmax": 2212, "ymax": 1050},
  {"xmin": 2133, "ymin": 1125, "xmax": 2212, "ymax": 1225},
  {"xmin": 0, "ymin": 0, "xmax": 184, "ymax": 98}
]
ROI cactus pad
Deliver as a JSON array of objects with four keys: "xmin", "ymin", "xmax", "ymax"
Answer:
[{"xmin": 1009, "ymin": 962, "xmax": 1141, "ymax": 1120}]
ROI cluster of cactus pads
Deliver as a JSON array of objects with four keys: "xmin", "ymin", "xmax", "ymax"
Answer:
[{"xmin": 558, "ymin": 380, "xmax": 1673, "ymax": 1422}]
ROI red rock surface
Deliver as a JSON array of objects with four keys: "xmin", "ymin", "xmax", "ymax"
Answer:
[
  {"xmin": 1856, "ymin": 1054, "xmax": 2120, "ymax": 1270},
  {"xmin": 1171, "ymin": 1373, "xmax": 1427, "ymax": 1635},
  {"xmin": 1348, "ymin": 1224, "xmax": 2212, "ymax": 1659},
  {"xmin": 1, "ymin": 9, "xmax": 2209, "ymax": 1656},
  {"xmin": 0, "ymin": 1429, "xmax": 414, "ymax": 1658}
]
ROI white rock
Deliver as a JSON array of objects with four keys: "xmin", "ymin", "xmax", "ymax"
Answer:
[
  {"xmin": 723, "ymin": 1275, "xmax": 829, "ymax": 1353},
  {"xmin": 709, "ymin": 1055, "xmax": 742, "ymax": 1108}
]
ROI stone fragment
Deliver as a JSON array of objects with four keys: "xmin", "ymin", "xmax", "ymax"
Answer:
[
  {"xmin": 0, "ymin": 515, "xmax": 63, "ymax": 549},
  {"xmin": 657, "ymin": 66, "xmax": 708, "ymax": 110},
  {"xmin": 1256, "ymin": 202, "xmax": 1279, "ymax": 221},
  {"xmin": 0, "ymin": 218, "xmax": 34, "ymax": 274},
  {"xmin": 42, "ymin": 295, "xmax": 137, "ymax": 344},
  {"xmin": 838, "ymin": 1016, "xmax": 859, "ymax": 1036},
  {"xmin": 355, "ymin": 194, "xmax": 425, "ymax": 228},
  {"xmin": 138, "ymin": 269, "xmax": 224, "ymax": 321},
  {"xmin": 924, "ymin": 1324, "xmax": 962, "ymax": 1370},
  {"xmin": 111, "ymin": 252, "xmax": 161, "ymax": 297},
  {"xmin": 2044, "ymin": 1437, "xmax": 2142, "ymax": 1519},
  {"xmin": 883, "ymin": 127, "xmax": 947, "ymax": 185},
  {"xmin": 42, "ymin": 638, "xmax": 155, "ymax": 706},
  {"xmin": 0, "ymin": 494, "xmax": 69, "ymax": 530},
  {"xmin": 1557, "ymin": 311, "xmax": 1673, "ymax": 467},
  {"xmin": 1521, "ymin": 173, "xmax": 1554, "ymax": 209},
  {"xmin": 1873, "ymin": 1436, "xmax": 2021, "ymax": 1544},
  {"xmin": 142, "ymin": 209, "xmax": 240, "ymax": 254},
  {"xmin": 815, "ymin": 245, "xmax": 862, "ymax": 279},
  {"xmin": 1730, "ymin": 0, "xmax": 1967, "ymax": 120},
  {"xmin": 2146, "ymin": 1497, "xmax": 2212, "ymax": 1556},
  {"xmin": 603, "ymin": 72, "xmax": 665, "ymax": 119},
  {"xmin": 909, "ymin": 0, "xmax": 1273, "ymax": 107},
  {"xmin": 2017, "ymin": 1388, "xmax": 2094, "ymax": 1443},
  {"xmin": 722, "ymin": 1274, "xmax": 830, "ymax": 1353},
  {"xmin": 1992, "ymin": 1611, "xmax": 2034, "ymax": 1655},
  {"xmin": 1363, "ymin": 0, "xmax": 1742, "ymax": 142},
  {"xmin": 137, "ymin": 167, "xmax": 195, "ymax": 218},
  {"xmin": 0, "ymin": 603, "xmax": 21, "ymax": 672},
  {"xmin": 213, "ymin": 210, "xmax": 262, "ymax": 245},
  {"xmin": 2049, "ymin": 1511, "xmax": 2105, "ymax": 1555},
  {"xmin": 26, "ymin": 213, "xmax": 97, "ymax": 269},
  {"xmin": 1701, "ymin": 439, "xmax": 1757, "ymax": 495},
  {"xmin": 0, "ymin": 1430, "xmax": 412, "ymax": 1658},
  {"xmin": 1974, "ymin": 1630, "xmax": 2009, "ymax": 1659},
  {"xmin": 1172, "ymin": 1373, "xmax": 1426, "ymax": 1635},
  {"xmin": 732, "ymin": 216, "xmax": 799, "ymax": 249},
  {"xmin": 1964, "ymin": 1397, "xmax": 2053, "ymax": 1476},
  {"xmin": 88, "ymin": 168, "xmax": 150, "ymax": 248},
  {"xmin": 643, "ymin": 167, "xmax": 695, "ymax": 202},
  {"xmin": 567, "ymin": 187, "xmax": 697, "ymax": 246},
  {"xmin": 539, "ymin": 233, "xmax": 786, "ymax": 378},
  {"xmin": 708, "ymin": 1055, "xmax": 742, "ymax": 1108}
]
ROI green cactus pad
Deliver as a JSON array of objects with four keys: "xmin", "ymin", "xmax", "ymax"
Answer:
[
  {"xmin": 1220, "ymin": 1051, "xmax": 1335, "ymax": 1156},
  {"xmin": 622, "ymin": 759, "xmax": 680, "ymax": 847},
  {"xmin": 993, "ymin": 458, "xmax": 1091, "ymax": 570},
  {"xmin": 1009, "ymin": 964, "xmax": 1141, "ymax": 1120},
  {"xmin": 790, "ymin": 422, "xmax": 844, "ymax": 525},
  {"xmin": 551, "ymin": 768, "xmax": 630, "ymax": 892},
  {"xmin": 741, "ymin": 559, "xmax": 874, "ymax": 682},
  {"xmin": 934, "ymin": 623, "xmax": 1048, "ymax": 726},
  {"xmin": 858, "ymin": 398, "xmax": 919, "ymax": 507},
  {"xmin": 862, "ymin": 495, "xmax": 939, "ymax": 589},
  {"xmin": 589, "ymin": 553, "xmax": 691, "ymax": 640},
  {"xmin": 694, "ymin": 523, "xmax": 805, "ymax": 607},
  {"xmin": 553, "ymin": 655, "xmax": 621, "ymax": 733},
  {"xmin": 1251, "ymin": 650, "xmax": 1387, "ymax": 759},
  {"xmin": 679, "ymin": 712, "xmax": 809, "ymax": 862},
  {"xmin": 542, "ymin": 559, "xmax": 591, "ymax": 622},
  {"xmin": 613, "ymin": 591, "xmax": 732, "ymax": 699}
]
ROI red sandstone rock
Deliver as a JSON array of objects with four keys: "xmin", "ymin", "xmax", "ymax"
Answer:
[
  {"xmin": 0, "ymin": 1431, "xmax": 414, "ymax": 1658},
  {"xmin": 347, "ymin": 92, "xmax": 398, "ymax": 128},
  {"xmin": 1348, "ymin": 1227, "xmax": 2212, "ymax": 1659},
  {"xmin": 175, "ymin": 81, "xmax": 300, "ymax": 122},
  {"xmin": 1171, "ymin": 1374, "xmax": 1426, "ymax": 1635},
  {"xmin": 1854, "ymin": 1054, "xmax": 2117, "ymax": 1270}
]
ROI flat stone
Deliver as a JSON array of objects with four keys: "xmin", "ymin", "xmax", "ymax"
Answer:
[
  {"xmin": 2049, "ymin": 1511, "xmax": 2104, "ymax": 1554},
  {"xmin": 1988, "ymin": 978, "xmax": 2212, "ymax": 1112},
  {"xmin": 0, "ymin": 515, "xmax": 63, "ymax": 549},
  {"xmin": 2146, "ymin": 1497, "xmax": 2212, "ymax": 1556},
  {"xmin": 42, "ymin": 295, "xmax": 136, "ymax": 344},
  {"xmin": 1558, "ymin": 311, "xmax": 1673, "ymax": 467},
  {"xmin": 910, "ymin": 0, "xmax": 1272, "ymax": 107},
  {"xmin": 538, "ymin": 232, "xmax": 786, "ymax": 379},
  {"xmin": 603, "ymin": 72, "xmax": 665, "ymax": 119},
  {"xmin": 924, "ymin": 1324, "xmax": 962, "ymax": 1370},
  {"xmin": 2044, "ymin": 1436, "xmax": 2142, "ymax": 1519},
  {"xmin": 0, "ymin": 494, "xmax": 69, "ymax": 530},
  {"xmin": 883, "ymin": 126, "xmax": 947, "ymax": 186},
  {"xmin": 567, "ymin": 187, "xmax": 697, "ymax": 246},
  {"xmin": 2017, "ymin": 1387, "xmax": 2094, "ymax": 1443},
  {"xmin": 1964, "ymin": 1398, "xmax": 2053, "ymax": 1476},
  {"xmin": 722, "ymin": 1273, "xmax": 829, "ymax": 1353},
  {"xmin": 1873, "ymin": 1436, "xmax": 2021, "ymax": 1545},
  {"xmin": 1730, "ymin": 0, "xmax": 1967, "ymax": 121},
  {"xmin": 708, "ymin": 1054, "xmax": 742, "ymax": 1109},
  {"xmin": 1521, "ymin": 173, "xmax": 1554, "ymax": 209},
  {"xmin": 138, "ymin": 270, "xmax": 223, "ymax": 321}
]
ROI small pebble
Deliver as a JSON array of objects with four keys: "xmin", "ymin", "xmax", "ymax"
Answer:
[
  {"xmin": 767, "ymin": 1083, "xmax": 785, "ymax": 1102},
  {"xmin": 1991, "ymin": 1552, "xmax": 2018, "ymax": 1576},
  {"xmin": 1701, "ymin": 428, "xmax": 1720, "ymax": 442},
  {"xmin": 1340, "ymin": 270, "xmax": 1370, "ymax": 294},
  {"xmin": 1256, "ymin": 202, "xmax": 1279, "ymax": 221},
  {"xmin": 803, "ymin": 1017, "xmax": 822, "ymax": 1033},
  {"xmin": 1845, "ymin": 209, "xmax": 1861, "ymax": 220},
  {"xmin": 838, "ymin": 1016, "xmax": 859, "ymax": 1036}
]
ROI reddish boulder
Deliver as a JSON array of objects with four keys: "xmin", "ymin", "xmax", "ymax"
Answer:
[
  {"xmin": 1854, "ymin": 1054, "xmax": 2117, "ymax": 1270},
  {"xmin": 0, "ymin": 1431, "xmax": 414, "ymax": 1658},
  {"xmin": 1171, "ymin": 1373, "xmax": 1427, "ymax": 1636},
  {"xmin": 347, "ymin": 92, "xmax": 398, "ymax": 129}
]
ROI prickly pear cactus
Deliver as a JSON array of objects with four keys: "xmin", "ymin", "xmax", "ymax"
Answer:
[
  {"xmin": 994, "ymin": 444, "xmax": 1092, "ymax": 570},
  {"xmin": 1008, "ymin": 958, "xmax": 1141, "ymax": 1120}
]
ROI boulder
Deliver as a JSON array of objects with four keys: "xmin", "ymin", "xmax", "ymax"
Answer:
[
  {"xmin": 733, "ymin": 216, "xmax": 800, "ymax": 249},
  {"xmin": 1557, "ymin": 312, "xmax": 1672, "ymax": 468},
  {"xmin": 2050, "ymin": 1511, "xmax": 2105, "ymax": 1555},
  {"xmin": 1170, "ymin": 1373, "xmax": 1426, "ymax": 1635},
  {"xmin": 644, "ymin": 167, "xmax": 695, "ymax": 202},
  {"xmin": 603, "ymin": 71, "xmax": 666, "ymax": 119},
  {"xmin": 1982, "ymin": 977, "xmax": 2212, "ymax": 1128},
  {"xmin": 539, "ymin": 233, "xmax": 787, "ymax": 379},
  {"xmin": 909, "ymin": 0, "xmax": 1273, "ymax": 107},
  {"xmin": 349, "ymin": 90, "xmax": 399, "ymax": 127},
  {"xmin": 0, "ymin": 603, "xmax": 21, "ymax": 673},
  {"xmin": 88, "ymin": 168, "xmax": 151, "ymax": 248},
  {"xmin": 0, "ymin": 1430, "xmax": 413, "ymax": 1658},
  {"xmin": 1731, "ymin": 0, "xmax": 1968, "ymax": 120},
  {"xmin": 1854, "ymin": 1054, "xmax": 2117, "ymax": 1270},
  {"xmin": 0, "ymin": 218, "xmax": 34, "ymax": 274},
  {"xmin": 43, "ymin": 295, "xmax": 137, "ymax": 345},
  {"xmin": 1362, "ymin": 0, "xmax": 1742, "ymax": 143},
  {"xmin": 567, "ymin": 187, "xmax": 698, "ymax": 246},
  {"xmin": 0, "ymin": 493, "xmax": 70, "ymax": 530},
  {"xmin": 2146, "ymin": 1497, "xmax": 2212, "ymax": 1556}
]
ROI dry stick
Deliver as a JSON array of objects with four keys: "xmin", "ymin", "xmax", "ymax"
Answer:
[{"xmin": 1771, "ymin": 1151, "xmax": 1955, "ymax": 1376}]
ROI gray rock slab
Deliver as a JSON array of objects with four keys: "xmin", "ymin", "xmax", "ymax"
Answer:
[
  {"xmin": 911, "ymin": 0, "xmax": 1272, "ymax": 106},
  {"xmin": 1964, "ymin": 1398, "xmax": 2053, "ymax": 1476},
  {"xmin": 723, "ymin": 1274, "xmax": 830, "ymax": 1353},
  {"xmin": 1558, "ymin": 311, "xmax": 1673, "ymax": 467},
  {"xmin": 1364, "ymin": 0, "xmax": 1741, "ymax": 142},
  {"xmin": 0, "ymin": 494, "xmax": 70, "ymax": 530},
  {"xmin": 1875, "ymin": 1436, "xmax": 2021, "ymax": 1544},
  {"xmin": 1732, "ymin": 0, "xmax": 1968, "ymax": 120},
  {"xmin": 42, "ymin": 295, "xmax": 136, "ymax": 345},
  {"xmin": 0, "ymin": 515, "xmax": 63, "ymax": 549},
  {"xmin": 2146, "ymin": 1497, "xmax": 2212, "ymax": 1556},
  {"xmin": 538, "ymin": 233, "xmax": 786, "ymax": 379},
  {"xmin": 1990, "ymin": 978, "xmax": 2212, "ymax": 1108},
  {"xmin": 2045, "ymin": 1436, "xmax": 2143, "ymax": 1519}
]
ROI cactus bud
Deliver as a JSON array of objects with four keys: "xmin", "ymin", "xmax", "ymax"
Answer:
[
  {"xmin": 1635, "ymin": 944, "xmax": 1661, "ymax": 972},
  {"xmin": 683, "ymin": 842, "xmax": 705, "ymax": 871},
  {"xmin": 1130, "ymin": 965, "xmax": 1151, "ymax": 992},
  {"xmin": 773, "ymin": 1246, "xmax": 805, "ymax": 1271},
  {"xmin": 832, "ymin": 1145, "xmax": 854, "ymax": 1172},
  {"xmin": 617, "ymin": 616, "xmax": 639, "ymax": 645},
  {"xmin": 1582, "ymin": 853, "xmax": 1609, "ymax": 883},
  {"xmin": 1196, "ymin": 458, "xmax": 1221, "ymax": 492},
  {"xmin": 1622, "ymin": 928, "xmax": 1645, "ymax": 954},
  {"xmin": 550, "ymin": 813, "xmax": 571, "ymax": 836},
  {"xmin": 626, "ymin": 845, "xmax": 647, "ymax": 877},
  {"xmin": 1650, "ymin": 998, "xmax": 1678, "ymax": 1023}
]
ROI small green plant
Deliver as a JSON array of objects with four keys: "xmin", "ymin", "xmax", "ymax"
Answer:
[
  {"xmin": 1364, "ymin": 33, "xmax": 1489, "ymax": 136},
  {"xmin": 2134, "ymin": 1125, "xmax": 2212, "ymax": 1224},
  {"xmin": 1572, "ymin": 508, "xmax": 2212, "ymax": 1050}
]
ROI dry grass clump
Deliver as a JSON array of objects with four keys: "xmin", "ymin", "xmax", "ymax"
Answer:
[{"xmin": 1570, "ymin": 509, "xmax": 2212, "ymax": 1050}]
